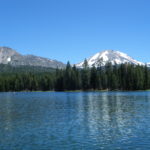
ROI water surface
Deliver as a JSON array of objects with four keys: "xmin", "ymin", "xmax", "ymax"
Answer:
[{"xmin": 0, "ymin": 91, "xmax": 150, "ymax": 150}]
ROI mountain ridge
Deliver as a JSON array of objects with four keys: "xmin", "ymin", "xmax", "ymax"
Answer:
[
  {"xmin": 0, "ymin": 47, "xmax": 149, "ymax": 68},
  {"xmin": 76, "ymin": 50, "xmax": 146, "ymax": 68},
  {"xmin": 0, "ymin": 47, "xmax": 66, "ymax": 68}
]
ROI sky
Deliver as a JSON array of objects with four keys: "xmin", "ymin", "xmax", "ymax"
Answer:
[{"xmin": 0, "ymin": 0, "xmax": 150, "ymax": 64}]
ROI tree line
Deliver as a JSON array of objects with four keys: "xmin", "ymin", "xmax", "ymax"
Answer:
[{"xmin": 0, "ymin": 61, "xmax": 150, "ymax": 92}]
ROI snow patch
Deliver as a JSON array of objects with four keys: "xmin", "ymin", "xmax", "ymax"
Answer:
[
  {"xmin": 7, "ymin": 57, "xmax": 11, "ymax": 62},
  {"xmin": 100, "ymin": 52, "xmax": 109, "ymax": 61}
]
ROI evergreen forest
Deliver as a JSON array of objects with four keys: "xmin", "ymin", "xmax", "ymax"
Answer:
[{"xmin": 0, "ymin": 61, "xmax": 150, "ymax": 92}]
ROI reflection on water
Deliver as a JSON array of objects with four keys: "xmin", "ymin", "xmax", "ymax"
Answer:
[{"xmin": 0, "ymin": 92, "xmax": 150, "ymax": 150}]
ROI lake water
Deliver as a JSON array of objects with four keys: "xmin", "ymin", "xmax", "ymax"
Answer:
[{"xmin": 0, "ymin": 92, "xmax": 150, "ymax": 150}]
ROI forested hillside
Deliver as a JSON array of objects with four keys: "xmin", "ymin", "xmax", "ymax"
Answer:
[
  {"xmin": 0, "ymin": 64, "xmax": 55, "ymax": 73},
  {"xmin": 0, "ymin": 62, "xmax": 150, "ymax": 91}
]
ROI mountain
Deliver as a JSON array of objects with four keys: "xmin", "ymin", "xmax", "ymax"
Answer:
[
  {"xmin": 0, "ymin": 47, "xmax": 65, "ymax": 68},
  {"xmin": 147, "ymin": 63, "xmax": 150, "ymax": 67},
  {"xmin": 76, "ymin": 50, "xmax": 145, "ymax": 68}
]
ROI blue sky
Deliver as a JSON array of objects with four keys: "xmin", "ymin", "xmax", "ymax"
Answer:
[{"xmin": 0, "ymin": 0, "xmax": 150, "ymax": 64}]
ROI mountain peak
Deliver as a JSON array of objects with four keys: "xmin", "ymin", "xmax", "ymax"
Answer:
[
  {"xmin": 0, "ymin": 47, "xmax": 65, "ymax": 68},
  {"xmin": 76, "ymin": 50, "xmax": 144, "ymax": 67},
  {"xmin": 0, "ymin": 47, "xmax": 17, "ymax": 54}
]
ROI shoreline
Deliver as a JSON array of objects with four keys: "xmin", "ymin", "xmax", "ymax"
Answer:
[{"xmin": 0, "ymin": 89, "xmax": 150, "ymax": 93}]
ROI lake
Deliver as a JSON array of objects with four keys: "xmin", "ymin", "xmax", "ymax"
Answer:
[{"xmin": 0, "ymin": 92, "xmax": 150, "ymax": 150}]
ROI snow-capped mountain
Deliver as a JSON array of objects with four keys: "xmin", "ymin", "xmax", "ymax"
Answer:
[
  {"xmin": 0, "ymin": 47, "xmax": 65, "ymax": 68},
  {"xmin": 76, "ymin": 50, "xmax": 145, "ymax": 68},
  {"xmin": 147, "ymin": 63, "xmax": 150, "ymax": 67}
]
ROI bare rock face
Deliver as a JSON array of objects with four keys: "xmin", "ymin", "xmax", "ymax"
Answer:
[
  {"xmin": 0, "ymin": 47, "xmax": 65, "ymax": 68},
  {"xmin": 0, "ymin": 47, "xmax": 20, "ymax": 64}
]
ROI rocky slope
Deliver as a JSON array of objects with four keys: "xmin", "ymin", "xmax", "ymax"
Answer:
[{"xmin": 0, "ymin": 47, "xmax": 65, "ymax": 68}]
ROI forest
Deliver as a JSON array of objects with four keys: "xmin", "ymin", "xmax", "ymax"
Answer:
[{"xmin": 0, "ymin": 61, "xmax": 150, "ymax": 92}]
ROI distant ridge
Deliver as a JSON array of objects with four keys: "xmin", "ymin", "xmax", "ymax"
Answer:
[
  {"xmin": 0, "ymin": 47, "xmax": 66, "ymax": 68},
  {"xmin": 76, "ymin": 50, "xmax": 146, "ymax": 68},
  {"xmin": 0, "ymin": 47, "xmax": 149, "ymax": 69}
]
